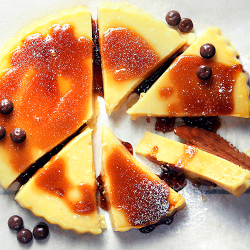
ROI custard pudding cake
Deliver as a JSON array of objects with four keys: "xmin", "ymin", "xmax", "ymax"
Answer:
[
  {"xmin": 101, "ymin": 126, "xmax": 185, "ymax": 231},
  {"xmin": 128, "ymin": 27, "xmax": 250, "ymax": 118},
  {"xmin": 135, "ymin": 131, "xmax": 250, "ymax": 197},
  {"xmin": 97, "ymin": 2, "xmax": 187, "ymax": 114},
  {"xmin": 15, "ymin": 128, "xmax": 106, "ymax": 234},
  {"xmin": 0, "ymin": 6, "xmax": 94, "ymax": 189}
]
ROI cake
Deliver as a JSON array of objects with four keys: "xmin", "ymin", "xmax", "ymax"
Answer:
[
  {"xmin": 97, "ymin": 2, "xmax": 187, "ymax": 114},
  {"xmin": 0, "ymin": 6, "xmax": 94, "ymax": 189},
  {"xmin": 101, "ymin": 126, "xmax": 185, "ymax": 231},
  {"xmin": 15, "ymin": 127, "xmax": 106, "ymax": 234},
  {"xmin": 135, "ymin": 131, "xmax": 250, "ymax": 196},
  {"xmin": 127, "ymin": 27, "xmax": 250, "ymax": 118}
]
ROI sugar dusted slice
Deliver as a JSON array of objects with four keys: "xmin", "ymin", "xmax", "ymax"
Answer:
[
  {"xmin": 15, "ymin": 128, "xmax": 106, "ymax": 235},
  {"xmin": 0, "ymin": 6, "xmax": 93, "ymax": 188},
  {"xmin": 135, "ymin": 131, "xmax": 250, "ymax": 197},
  {"xmin": 98, "ymin": 2, "xmax": 186, "ymax": 114},
  {"xmin": 128, "ymin": 27, "xmax": 250, "ymax": 118},
  {"xmin": 101, "ymin": 126, "xmax": 185, "ymax": 232}
]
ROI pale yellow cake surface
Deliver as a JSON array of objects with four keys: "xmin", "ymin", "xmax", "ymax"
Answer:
[
  {"xmin": 15, "ymin": 128, "xmax": 106, "ymax": 234},
  {"xmin": 128, "ymin": 27, "xmax": 250, "ymax": 119},
  {"xmin": 98, "ymin": 2, "xmax": 186, "ymax": 115},
  {"xmin": 101, "ymin": 126, "xmax": 185, "ymax": 232},
  {"xmin": 135, "ymin": 131, "xmax": 250, "ymax": 197},
  {"xmin": 0, "ymin": 6, "xmax": 94, "ymax": 189}
]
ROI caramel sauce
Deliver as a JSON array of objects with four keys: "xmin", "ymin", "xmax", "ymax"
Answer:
[
  {"xmin": 147, "ymin": 145, "xmax": 159, "ymax": 163},
  {"xmin": 168, "ymin": 55, "xmax": 242, "ymax": 115},
  {"xmin": 0, "ymin": 24, "xmax": 93, "ymax": 173},
  {"xmin": 92, "ymin": 20, "xmax": 104, "ymax": 97},
  {"xmin": 36, "ymin": 157, "xmax": 96, "ymax": 215},
  {"xmin": 101, "ymin": 27, "xmax": 160, "ymax": 81},
  {"xmin": 176, "ymin": 144, "xmax": 198, "ymax": 167},
  {"xmin": 106, "ymin": 147, "xmax": 170, "ymax": 226},
  {"xmin": 159, "ymin": 87, "xmax": 174, "ymax": 99}
]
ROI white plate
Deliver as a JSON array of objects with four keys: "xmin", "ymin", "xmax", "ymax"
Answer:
[{"xmin": 0, "ymin": 0, "xmax": 249, "ymax": 249}]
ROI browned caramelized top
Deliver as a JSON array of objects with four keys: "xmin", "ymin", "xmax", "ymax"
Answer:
[
  {"xmin": 101, "ymin": 27, "xmax": 160, "ymax": 81},
  {"xmin": 106, "ymin": 147, "xmax": 170, "ymax": 226},
  {"xmin": 36, "ymin": 157, "xmax": 96, "ymax": 215},
  {"xmin": 166, "ymin": 55, "xmax": 242, "ymax": 115},
  {"xmin": 0, "ymin": 24, "xmax": 92, "ymax": 172}
]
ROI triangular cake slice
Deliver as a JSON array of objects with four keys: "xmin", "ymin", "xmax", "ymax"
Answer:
[
  {"xmin": 0, "ymin": 6, "xmax": 94, "ymax": 188},
  {"xmin": 101, "ymin": 126, "xmax": 185, "ymax": 232},
  {"xmin": 128, "ymin": 27, "xmax": 249, "ymax": 118},
  {"xmin": 97, "ymin": 2, "xmax": 186, "ymax": 114},
  {"xmin": 135, "ymin": 131, "xmax": 250, "ymax": 196},
  {"xmin": 15, "ymin": 128, "xmax": 106, "ymax": 234}
]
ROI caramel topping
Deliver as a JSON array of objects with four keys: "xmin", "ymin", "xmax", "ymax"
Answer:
[
  {"xmin": 159, "ymin": 87, "xmax": 174, "ymax": 99},
  {"xmin": 102, "ymin": 27, "xmax": 160, "ymax": 81},
  {"xmin": 176, "ymin": 143, "xmax": 197, "ymax": 167},
  {"xmin": 36, "ymin": 157, "xmax": 96, "ymax": 215},
  {"xmin": 0, "ymin": 24, "xmax": 92, "ymax": 172},
  {"xmin": 167, "ymin": 55, "xmax": 242, "ymax": 115},
  {"xmin": 147, "ymin": 145, "xmax": 159, "ymax": 163},
  {"xmin": 106, "ymin": 147, "xmax": 170, "ymax": 226}
]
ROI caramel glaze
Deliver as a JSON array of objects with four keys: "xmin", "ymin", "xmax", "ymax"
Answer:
[
  {"xmin": 36, "ymin": 157, "xmax": 96, "ymax": 215},
  {"xmin": 0, "ymin": 24, "xmax": 93, "ymax": 173},
  {"xmin": 165, "ymin": 55, "xmax": 242, "ymax": 115},
  {"xmin": 106, "ymin": 147, "xmax": 170, "ymax": 226},
  {"xmin": 101, "ymin": 27, "xmax": 160, "ymax": 81}
]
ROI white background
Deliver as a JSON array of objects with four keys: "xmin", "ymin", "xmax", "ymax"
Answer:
[{"xmin": 0, "ymin": 0, "xmax": 249, "ymax": 249}]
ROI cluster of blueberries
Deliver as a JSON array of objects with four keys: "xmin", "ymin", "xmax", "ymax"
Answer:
[{"xmin": 8, "ymin": 215, "xmax": 49, "ymax": 244}]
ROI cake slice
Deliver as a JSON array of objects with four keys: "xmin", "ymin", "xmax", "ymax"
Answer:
[
  {"xmin": 135, "ymin": 131, "xmax": 250, "ymax": 196},
  {"xmin": 101, "ymin": 126, "xmax": 185, "ymax": 232},
  {"xmin": 128, "ymin": 27, "xmax": 250, "ymax": 118},
  {"xmin": 0, "ymin": 6, "xmax": 94, "ymax": 188},
  {"xmin": 15, "ymin": 128, "xmax": 106, "ymax": 234},
  {"xmin": 97, "ymin": 2, "xmax": 186, "ymax": 114}
]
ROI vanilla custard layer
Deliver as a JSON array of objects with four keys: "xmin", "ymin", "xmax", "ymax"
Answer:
[
  {"xmin": 102, "ymin": 126, "xmax": 185, "ymax": 232},
  {"xmin": 136, "ymin": 131, "xmax": 250, "ymax": 197},
  {"xmin": 128, "ymin": 27, "xmax": 249, "ymax": 118},
  {"xmin": 0, "ymin": 6, "xmax": 93, "ymax": 189},
  {"xmin": 15, "ymin": 128, "xmax": 106, "ymax": 234},
  {"xmin": 98, "ymin": 2, "xmax": 186, "ymax": 114}
]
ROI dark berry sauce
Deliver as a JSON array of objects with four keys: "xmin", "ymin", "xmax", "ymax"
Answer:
[
  {"xmin": 121, "ymin": 141, "xmax": 133, "ymax": 155},
  {"xmin": 182, "ymin": 116, "xmax": 221, "ymax": 133},
  {"xmin": 92, "ymin": 20, "xmax": 104, "ymax": 97},
  {"xmin": 96, "ymin": 175, "xmax": 108, "ymax": 211},
  {"xmin": 134, "ymin": 53, "xmax": 180, "ymax": 94},
  {"xmin": 155, "ymin": 117, "xmax": 176, "ymax": 133},
  {"xmin": 159, "ymin": 164, "xmax": 187, "ymax": 192}
]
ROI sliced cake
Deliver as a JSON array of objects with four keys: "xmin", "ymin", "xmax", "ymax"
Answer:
[
  {"xmin": 128, "ymin": 27, "xmax": 250, "ymax": 118},
  {"xmin": 15, "ymin": 128, "xmax": 106, "ymax": 234},
  {"xmin": 101, "ymin": 126, "xmax": 185, "ymax": 232},
  {"xmin": 0, "ymin": 6, "xmax": 94, "ymax": 188},
  {"xmin": 135, "ymin": 131, "xmax": 250, "ymax": 196},
  {"xmin": 97, "ymin": 2, "xmax": 187, "ymax": 114}
]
